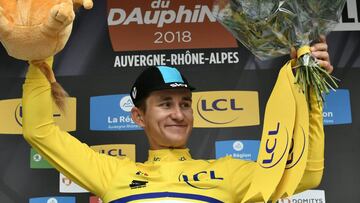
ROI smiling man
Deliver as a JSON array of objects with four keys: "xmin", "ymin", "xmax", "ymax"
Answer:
[
  {"xmin": 130, "ymin": 66, "xmax": 195, "ymax": 150},
  {"xmin": 22, "ymin": 41, "xmax": 331, "ymax": 202}
]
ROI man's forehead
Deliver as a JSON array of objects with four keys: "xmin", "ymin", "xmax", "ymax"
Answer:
[{"xmin": 150, "ymin": 88, "xmax": 192, "ymax": 99}]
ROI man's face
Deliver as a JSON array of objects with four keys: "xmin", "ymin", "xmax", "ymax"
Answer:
[{"xmin": 134, "ymin": 88, "xmax": 193, "ymax": 149}]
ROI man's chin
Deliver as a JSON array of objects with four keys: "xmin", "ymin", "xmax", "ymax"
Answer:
[
  {"xmin": 164, "ymin": 136, "xmax": 187, "ymax": 148},
  {"xmin": 159, "ymin": 143, "xmax": 186, "ymax": 149}
]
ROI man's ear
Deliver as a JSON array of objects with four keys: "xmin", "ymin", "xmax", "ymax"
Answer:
[{"xmin": 131, "ymin": 107, "xmax": 145, "ymax": 128}]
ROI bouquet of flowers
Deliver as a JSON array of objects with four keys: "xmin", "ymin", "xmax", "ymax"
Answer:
[{"xmin": 212, "ymin": 0, "xmax": 346, "ymax": 104}]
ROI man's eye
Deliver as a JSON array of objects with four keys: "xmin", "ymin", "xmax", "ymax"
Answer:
[
  {"xmin": 160, "ymin": 102, "xmax": 171, "ymax": 107},
  {"xmin": 181, "ymin": 102, "xmax": 191, "ymax": 108}
]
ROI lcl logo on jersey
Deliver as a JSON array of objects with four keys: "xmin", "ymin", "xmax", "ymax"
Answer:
[
  {"xmin": 259, "ymin": 122, "xmax": 290, "ymax": 168},
  {"xmin": 90, "ymin": 144, "xmax": 136, "ymax": 162},
  {"xmin": 192, "ymin": 91, "xmax": 259, "ymax": 128},
  {"xmin": 178, "ymin": 170, "xmax": 223, "ymax": 189}
]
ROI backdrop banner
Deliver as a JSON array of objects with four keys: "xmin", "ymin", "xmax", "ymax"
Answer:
[{"xmin": 0, "ymin": 0, "xmax": 359, "ymax": 202}]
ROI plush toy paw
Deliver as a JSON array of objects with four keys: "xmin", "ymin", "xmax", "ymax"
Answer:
[
  {"xmin": 73, "ymin": 0, "xmax": 94, "ymax": 10},
  {"xmin": 51, "ymin": 2, "xmax": 75, "ymax": 27}
]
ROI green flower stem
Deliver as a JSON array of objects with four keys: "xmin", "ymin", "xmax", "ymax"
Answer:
[{"xmin": 294, "ymin": 53, "xmax": 338, "ymax": 107}]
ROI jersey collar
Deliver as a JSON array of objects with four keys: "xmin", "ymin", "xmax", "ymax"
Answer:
[{"xmin": 146, "ymin": 148, "xmax": 193, "ymax": 163}]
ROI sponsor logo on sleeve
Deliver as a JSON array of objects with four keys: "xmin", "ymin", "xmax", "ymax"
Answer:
[
  {"xmin": 59, "ymin": 173, "xmax": 88, "ymax": 193},
  {"xmin": 90, "ymin": 144, "xmax": 136, "ymax": 161},
  {"xmin": 334, "ymin": 0, "xmax": 360, "ymax": 31},
  {"xmin": 215, "ymin": 140, "xmax": 260, "ymax": 161},
  {"xmin": 107, "ymin": 0, "xmax": 237, "ymax": 51},
  {"xmin": 30, "ymin": 148, "xmax": 53, "ymax": 169},
  {"xmin": 29, "ymin": 196, "xmax": 75, "ymax": 203},
  {"xmin": 90, "ymin": 94, "xmax": 142, "ymax": 131},
  {"xmin": 323, "ymin": 89, "xmax": 352, "ymax": 125},
  {"xmin": 278, "ymin": 190, "xmax": 326, "ymax": 203},
  {"xmin": 129, "ymin": 180, "xmax": 148, "ymax": 189},
  {"xmin": 0, "ymin": 98, "xmax": 76, "ymax": 135},
  {"xmin": 192, "ymin": 91, "xmax": 259, "ymax": 128}
]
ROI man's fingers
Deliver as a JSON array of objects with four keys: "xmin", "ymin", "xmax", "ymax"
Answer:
[
  {"xmin": 319, "ymin": 35, "xmax": 326, "ymax": 43},
  {"xmin": 312, "ymin": 50, "xmax": 333, "ymax": 74},
  {"xmin": 317, "ymin": 60, "xmax": 334, "ymax": 74},
  {"xmin": 311, "ymin": 43, "xmax": 328, "ymax": 52},
  {"xmin": 312, "ymin": 51, "xmax": 330, "ymax": 62},
  {"xmin": 310, "ymin": 36, "xmax": 333, "ymax": 74}
]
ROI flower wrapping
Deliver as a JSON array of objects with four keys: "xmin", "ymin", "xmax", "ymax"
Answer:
[{"xmin": 213, "ymin": 0, "xmax": 346, "ymax": 103}]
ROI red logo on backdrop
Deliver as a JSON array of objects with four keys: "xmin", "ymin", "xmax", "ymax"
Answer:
[
  {"xmin": 107, "ymin": 0, "xmax": 237, "ymax": 51},
  {"xmin": 89, "ymin": 196, "xmax": 103, "ymax": 203}
]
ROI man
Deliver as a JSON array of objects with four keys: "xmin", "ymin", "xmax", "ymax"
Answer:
[{"xmin": 22, "ymin": 41, "xmax": 332, "ymax": 202}]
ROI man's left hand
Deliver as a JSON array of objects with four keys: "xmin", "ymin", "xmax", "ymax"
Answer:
[
  {"xmin": 290, "ymin": 36, "xmax": 334, "ymax": 74},
  {"xmin": 310, "ymin": 36, "xmax": 334, "ymax": 74}
]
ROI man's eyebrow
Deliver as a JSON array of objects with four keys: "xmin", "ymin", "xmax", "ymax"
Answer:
[
  {"xmin": 157, "ymin": 95, "xmax": 192, "ymax": 101},
  {"xmin": 183, "ymin": 96, "xmax": 192, "ymax": 101},
  {"xmin": 158, "ymin": 96, "xmax": 172, "ymax": 101}
]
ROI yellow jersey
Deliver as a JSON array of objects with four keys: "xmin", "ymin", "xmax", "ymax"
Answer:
[{"xmin": 22, "ymin": 61, "xmax": 324, "ymax": 203}]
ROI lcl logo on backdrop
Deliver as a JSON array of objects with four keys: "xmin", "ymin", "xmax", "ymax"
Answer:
[
  {"xmin": 192, "ymin": 91, "xmax": 259, "ymax": 128},
  {"xmin": 323, "ymin": 89, "xmax": 352, "ymax": 125},
  {"xmin": 90, "ymin": 94, "xmax": 142, "ymax": 131},
  {"xmin": 334, "ymin": 0, "xmax": 360, "ymax": 31},
  {"xmin": 0, "ymin": 98, "xmax": 76, "ymax": 134},
  {"xmin": 278, "ymin": 190, "xmax": 325, "ymax": 203},
  {"xmin": 29, "ymin": 196, "xmax": 75, "ymax": 203},
  {"xmin": 90, "ymin": 144, "xmax": 136, "ymax": 162},
  {"xmin": 107, "ymin": 0, "xmax": 237, "ymax": 51}
]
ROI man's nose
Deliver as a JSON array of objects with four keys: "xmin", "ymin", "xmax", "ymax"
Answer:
[{"xmin": 170, "ymin": 105, "xmax": 185, "ymax": 120}]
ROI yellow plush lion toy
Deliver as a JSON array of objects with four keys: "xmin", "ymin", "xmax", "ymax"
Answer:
[{"xmin": 0, "ymin": 0, "xmax": 93, "ymax": 109}]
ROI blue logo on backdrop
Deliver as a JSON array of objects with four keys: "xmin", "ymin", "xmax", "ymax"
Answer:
[
  {"xmin": 215, "ymin": 140, "xmax": 260, "ymax": 161},
  {"xmin": 90, "ymin": 94, "xmax": 142, "ymax": 131},
  {"xmin": 29, "ymin": 196, "xmax": 75, "ymax": 203},
  {"xmin": 323, "ymin": 89, "xmax": 352, "ymax": 125}
]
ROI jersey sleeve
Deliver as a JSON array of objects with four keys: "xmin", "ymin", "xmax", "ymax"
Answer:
[
  {"xmin": 229, "ymin": 89, "xmax": 324, "ymax": 202},
  {"xmin": 295, "ymin": 89, "xmax": 325, "ymax": 192},
  {"xmin": 22, "ymin": 58, "xmax": 133, "ymax": 199},
  {"xmin": 225, "ymin": 157, "xmax": 257, "ymax": 202}
]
